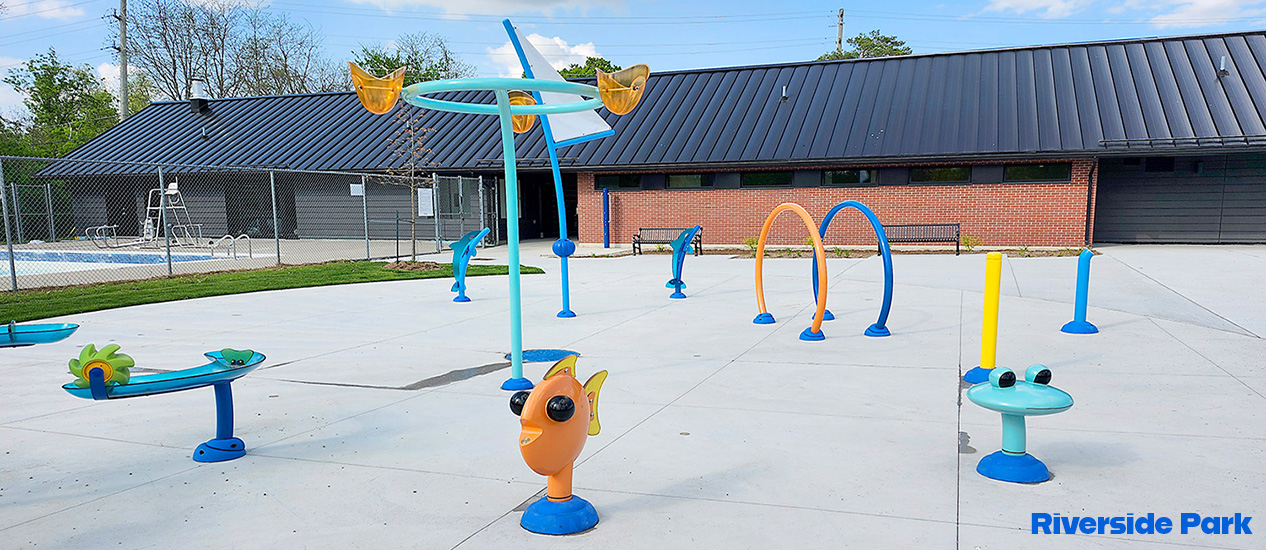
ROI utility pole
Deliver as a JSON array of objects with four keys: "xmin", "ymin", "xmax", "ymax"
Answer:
[
  {"xmin": 837, "ymin": 9, "xmax": 845, "ymax": 53},
  {"xmin": 117, "ymin": 0, "xmax": 129, "ymax": 121}
]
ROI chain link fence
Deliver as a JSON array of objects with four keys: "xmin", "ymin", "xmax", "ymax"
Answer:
[{"xmin": 0, "ymin": 156, "xmax": 501, "ymax": 291}]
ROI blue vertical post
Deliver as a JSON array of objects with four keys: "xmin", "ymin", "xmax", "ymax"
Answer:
[
  {"xmin": 1061, "ymin": 249, "xmax": 1098, "ymax": 334},
  {"xmin": 496, "ymin": 90, "xmax": 533, "ymax": 391},
  {"xmin": 213, "ymin": 382, "xmax": 234, "ymax": 440},
  {"xmin": 602, "ymin": 187, "xmax": 610, "ymax": 248},
  {"xmin": 542, "ymin": 118, "xmax": 575, "ymax": 318}
]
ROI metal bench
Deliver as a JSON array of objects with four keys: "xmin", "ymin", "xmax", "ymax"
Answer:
[
  {"xmin": 882, "ymin": 223, "xmax": 961, "ymax": 255},
  {"xmin": 633, "ymin": 227, "xmax": 702, "ymax": 256}
]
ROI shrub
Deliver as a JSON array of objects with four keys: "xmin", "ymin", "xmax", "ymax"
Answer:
[
  {"xmin": 742, "ymin": 236, "xmax": 759, "ymax": 251},
  {"xmin": 961, "ymin": 234, "xmax": 983, "ymax": 252}
]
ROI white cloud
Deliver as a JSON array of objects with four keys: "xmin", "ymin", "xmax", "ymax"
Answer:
[
  {"xmin": 981, "ymin": 0, "xmax": 1095, "ymax": 18},
  {"xmin": 4, "ymin": 0, "xmax": 86, "ymax": 19},
  {"xmin": 488, "ymin": 33, "xmax": 599, "ymax": 77},
  {"xmin": 344, "ymin": 0, "xmax": 619, "ymax": 16},
  {"xmin": 1150, "ymin": 0, "xmax": 1266, "ymax": 27},
  {"xmin": 0, "ymin": 57, "xmax": 28, "ymax": 120}
]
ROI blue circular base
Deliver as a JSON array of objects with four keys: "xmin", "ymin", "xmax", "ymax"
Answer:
[
  {"xmin": 753, "ymin": 312, "xmax": 776, "ymax": 325},
  {"xmin": 963, "ymin": 366, "xmax": 991, "ymax": 384},
  {"xmin": 510, "ymin": 349, "xmax": 581, "ymax": 363},
  {"xmin": 976, "ymin": 450, "xmax": 1051, "ymax": 483},
  {"xmin": 864, "ymin": 324, "xmax": 891, "ymax": 337},
  {"xmin": 799, "ymin": 327, "xmax": 826, "ymax": 341},
  {"xmin": 521, "ymin": 495, "xmax": 599, "ymax": 535},
  {"xmin": 557, "ymin": 310, "xmax": 576, "ymax": 318},
  {"xmin": 501, "ymin": 377, "xmax": 535, "ymax": 391},
  {"xmin": 453, "ymin": 295, "xmax": 471, "ymax": 303},
  {"xmin": 811, "ymin": 309, "xmax": 836, "ymax": 321},
  {"xmin": 194, "ymin": 437, "xmax": 246, "ymax": 463},
  {"xmin": 669, "ymin": 291, "xmax": 687, "ymax": 299},
  {"xmin": 1060, "ymin": 320, "xmax": 1099, "ymax": 334}
]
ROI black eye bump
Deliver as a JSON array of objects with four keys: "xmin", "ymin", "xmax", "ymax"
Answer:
[
  {"xmin": 509, "ymin": 391, "xmax": 531, "ymax": 416},
  {"xmin": 546, "ymin": 395, "xmax": 575, "ymax": 422},
  {"xmin": 999, "ymin": 371, "xmax": 1016, "ymax": 388},
  {"xmin": 1034, "ymin": 369, "xmax": 1052, "ymax": 385}
]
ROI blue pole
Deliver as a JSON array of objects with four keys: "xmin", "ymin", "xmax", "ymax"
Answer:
[
  {"xmin": 1061, "ymin": 249, "xmax": 1098, "ymax": 334},
  {"xmin": 496, "ymin": 90, "xmax": 533, "ymax": 391},
  {"xmin": 540, "ymin": 114, "xmax": 576, "ymax": 318},
  {"xmin": 602, "ymin": 187, "xmax": 610, "ymax": 248},
  {"xmin": 213, "ymin": 382, "xmax": 234, "ymax": 440}
]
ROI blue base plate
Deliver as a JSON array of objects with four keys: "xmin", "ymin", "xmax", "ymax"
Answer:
[
  {"xmin": 521, "ymin": 495, "xmax": 599, "ymax": 535},
  {"xmin": 1060, "ymin": 320, "xmax": 1099, "ymax": 334},
  {"xmin": 669, "ymin": 291, "xmax": 686, "ymax": 299},
  {"xmin": 976, "ymin": 450, "xmax": 1051, "ymax": 483},
  {"xmin": 753, "ymin": 313, "xmax": 776, "ymax": 325},
  {"xmin": 501, "ymin": 377, "xmax": 535, "ymax": 391},
  {"xmin": 799, "ymin": 327, "xmax": 825, "ymax": 341},
  {"xmin": 963, "ymin": 366, "xmax": 991, "ymax": 384},
  {"xmin": 864, "ymin": 323, "xmax": 891, "ymax": 337},
  {"xmin": 453, "ymin": 295, "xmax": 471, "ymax": 303},
  {"xmin": 557, "ymin": 310, "xmax": 576, "ymax": 318},
  {"xmin": 194, "ymin": 437, "xmax": 246, "ymax": 462}
]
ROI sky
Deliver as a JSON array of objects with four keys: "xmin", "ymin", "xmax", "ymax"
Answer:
[{"xmin": 2, "ymin": 0, "xmax": 1266, "ymax": 117}]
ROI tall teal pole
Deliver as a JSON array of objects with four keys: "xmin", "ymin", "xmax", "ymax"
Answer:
[
  {"xmin": 496, "ymin": 90, "xmax": 533, "ymax": 391},
  {"xmin": 1060, "ymin": 249, "xmax": 1098, "ymax": 334}
]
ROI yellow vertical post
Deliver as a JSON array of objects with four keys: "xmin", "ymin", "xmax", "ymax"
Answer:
[
  {"xmin": 980, "ymin": 252, "xmax": 1002, "ymax": 371},
  {"xmin": 965, "ymin": 252, "xmax": 1004, "ymax": 383}
]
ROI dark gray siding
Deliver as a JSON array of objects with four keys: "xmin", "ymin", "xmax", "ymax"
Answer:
[{"xmin": 1094, "ymin": 153, "xmax": 1266, "ymax": 243}]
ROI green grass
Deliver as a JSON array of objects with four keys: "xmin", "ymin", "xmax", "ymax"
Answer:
[{"xmin": 0, "ymin": 261, "xmax": 544, "ymax": 322}]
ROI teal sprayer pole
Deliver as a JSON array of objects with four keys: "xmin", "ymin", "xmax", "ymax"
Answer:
[
  {"xmin": 1061, "ymin": 249, "xmax": 1098, "ymax": 334},
  {"xmin": 495, "ymin": 90, "xmax": 532, "ymax": 390}
]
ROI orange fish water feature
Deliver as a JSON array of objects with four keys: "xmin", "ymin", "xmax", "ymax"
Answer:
[{"xmin": 509, "ymin": 355, "xmax": 607, "ymax": 534}]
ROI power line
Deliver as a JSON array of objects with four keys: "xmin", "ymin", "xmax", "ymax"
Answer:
[
  {"xmin": 844, "ymin": 8, "xmax": 1266, "ymax": 26},
  {"xmin": 271, "ymin": 4, "xmax": 827, "ymax": 26},
  {"xmin": 267, "ymin": 2, "xmax": 828, "ymax": 22},
  {"xmin": 0, "ymin": 19, "xmax": 108, "ymax": 48}
]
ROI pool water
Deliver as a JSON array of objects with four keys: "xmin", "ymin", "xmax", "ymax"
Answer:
[{"xmin": 1, "ymin": 250, "xmax": 221, "ymax": 276}]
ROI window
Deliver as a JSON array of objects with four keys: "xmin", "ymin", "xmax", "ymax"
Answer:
[
  {"xmin": 823, "ymin": 169, "xmax": 878, "ymax": 186},
  {"xmin": 1145, "ymin": 157, "xmax": 1175, "ymax": 172},
  {"xmin": 1003, "ymin": 163, "xmax": 1072, "ymax": 182},
  {"xmin": 594, "ymin": 174, "xmax": 640, "ymax": 190},
  {"xmin": 667, "ymin": 173, "xmax": 715, "ymax": 189},
  {"xmin": 909, "ymin": 166, "xmax": 971, "ymax": 183},
  {"xmin": 1122, "ymin": 157, "xmax": 1141, "ymax": 166},
  {"xmin": 741, "ymin": 171, "xmax": 794, "ymax": 187}
]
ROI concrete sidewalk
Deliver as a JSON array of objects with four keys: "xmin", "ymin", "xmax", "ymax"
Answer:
[{"xmin": 1, "ymin": 245, "xmax": 1263, "ymax": 549}]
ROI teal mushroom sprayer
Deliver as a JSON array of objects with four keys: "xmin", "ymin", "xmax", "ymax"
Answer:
[{"xmin": 966, "ymin": 365, "xmax": 1073, "ymax": 483}]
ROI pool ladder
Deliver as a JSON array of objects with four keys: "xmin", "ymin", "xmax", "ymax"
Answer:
[{"xmin": 210, "ymin": 234, "xmax": 252, "ymax": 259}]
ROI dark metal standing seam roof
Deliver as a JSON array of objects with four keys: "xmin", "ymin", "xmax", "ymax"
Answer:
[{"xmin": 42, "ymin": 30, "xmax": 1266, "ymax": 176}]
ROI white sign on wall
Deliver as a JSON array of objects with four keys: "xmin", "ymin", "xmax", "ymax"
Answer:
[
  {"xmin": 417, "ymin": 187, "xmax": 435, "ymax": 217},
  {"xmin": 349, "ymin": 183, "xmax": 364, "ymax": 196}
]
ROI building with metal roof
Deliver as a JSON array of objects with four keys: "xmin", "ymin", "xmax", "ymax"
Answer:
[{"xmin": 43, "ymin": 30, "xmax": 1266, "ymax": 246}]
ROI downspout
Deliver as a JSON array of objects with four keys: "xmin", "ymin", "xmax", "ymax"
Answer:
[{"xmin": 1083, "ymin": 159, "xmax": 1098, "ymax": 247}]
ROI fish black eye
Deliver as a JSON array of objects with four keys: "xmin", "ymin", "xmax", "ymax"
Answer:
[
  {"xmin": 509, "ymin": 391, "xmax": 531, "ymax": 416},
  {"xmin": 998, "ymin": 371, "xmax": 1016, "ymax": 388},
  {"xmin": 546, "ymin": 396, "xmax": 575, "ymax": 422},
  {"xmin": 1033, "ymin": 369, "xmax": 1051, "ymax": 385}
]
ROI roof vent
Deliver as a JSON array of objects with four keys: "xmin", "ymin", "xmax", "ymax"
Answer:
[
  {"xmin": 1218, "ymin": 56, "xmax": 1231, "ymax": 78},
  {"xmin": 780, "ymin": 85, "xmax": 789, "ymax": 101},
  {"xmin": 190, "ymin": 78, "xmax": 209, "ymax": 113}
]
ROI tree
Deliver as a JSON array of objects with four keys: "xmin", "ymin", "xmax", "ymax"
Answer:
[
  {"xmin": 559, "ymin": 57, "xmax": 621, "ymax": 78},
  {"xmin": 817, "ymin": 30, "xmax": 912, "ymax": 61},
  {"xmin": 351, "ymin": 32, "xmax": 474, "ymax": 87},
  {"xmin": 3, "ymin": 49, "xmax": 118, "ymax": 156},
  {"xmin": 116, "ymin": 0, "xmax": 344, "ymax": 100}
]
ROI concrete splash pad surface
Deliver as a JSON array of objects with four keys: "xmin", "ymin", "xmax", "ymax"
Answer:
[{"xmin": 2, "ymin": 243, "xmax": 1264, "ymax": 549}]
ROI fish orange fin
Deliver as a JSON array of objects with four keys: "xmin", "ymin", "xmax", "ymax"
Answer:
[
  {"xmin": 583, "ymin": 370, "xmax": 608, "ymax": 436},
  {"xmin": 543, "ymin": 354, "xmax": 578, "ymax": 380}
]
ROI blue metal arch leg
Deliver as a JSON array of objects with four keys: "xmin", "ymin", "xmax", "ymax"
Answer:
[{"xmin": 813, "ymin": 201, "xmax": 895, "ymax": 337}]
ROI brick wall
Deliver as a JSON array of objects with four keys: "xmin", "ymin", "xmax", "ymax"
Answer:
[{"xmin": 576, "ymin": 159, "xmax": 1095, "ymax": 247}]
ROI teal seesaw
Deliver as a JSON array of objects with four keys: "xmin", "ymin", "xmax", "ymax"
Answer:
[{"xmin": 62, "ymin": 344, "xmax": 266, "ymax": 462}]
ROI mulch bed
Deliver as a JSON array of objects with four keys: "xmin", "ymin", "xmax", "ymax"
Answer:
[{"xmin": 383, "ymin": 261, "xmax": 443, "ymax": 271}]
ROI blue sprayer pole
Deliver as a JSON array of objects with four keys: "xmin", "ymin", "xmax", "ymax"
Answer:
[
  {"xmin": 495, "ymin": 90, "xmax": 533, "ymax": 391},
  {"xmin": 1061, "ymin": 249, "xmax": 1098, "ymax": 334},
  {"xmin": 602, "ymin": 187, "xmax": 610, "ymax": 248}
]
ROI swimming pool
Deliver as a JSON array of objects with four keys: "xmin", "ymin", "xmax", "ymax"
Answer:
[{"xmin": 0, "ymin": 250, "xmax": 221, "ymax": 276}]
